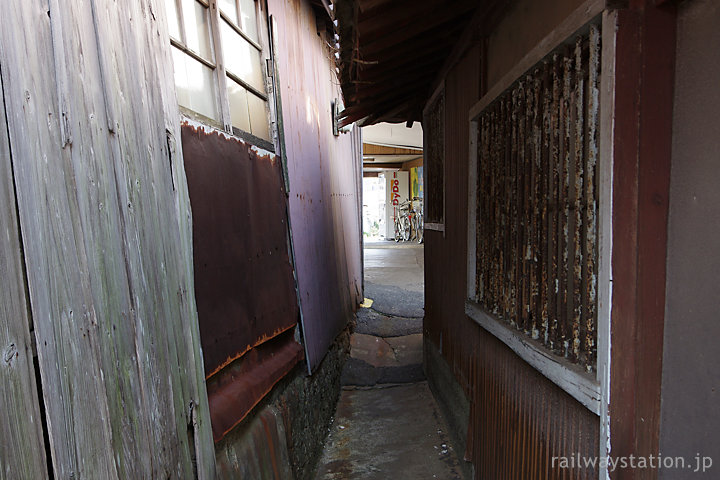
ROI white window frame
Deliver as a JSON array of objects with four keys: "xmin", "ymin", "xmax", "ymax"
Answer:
[{"xmin": 167, "ymin": 0, "xmax": 274, "ymax": 148}]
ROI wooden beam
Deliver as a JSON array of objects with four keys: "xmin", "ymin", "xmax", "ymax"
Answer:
[
  {"xmin": 401, "ymin": 157, "xmax": 423, "ymax": 170},
  {"xmin": 362, "ymin": 162, "xmax": 404, "ymax": 169},
  {"xmin": 361, "ymin": 8, "xmax": 473, "ymax": 56},
  {"xmin": 609, "ymin": 2, "xmax": 677, "ymax": 477},
  {"xmin": 358, "ymin": 55, "xmax": 445, "ymax": 83},
  {"xmin": 363, "ymin": 144, "xmax": 423, "ymax": 155},
  {"xmin": 468, "ymin": 0, "xmax": 606, "ymax": 121},
  {"xmin": 358, "ymin": 0, "xmax": 470, "ymax": 37}
]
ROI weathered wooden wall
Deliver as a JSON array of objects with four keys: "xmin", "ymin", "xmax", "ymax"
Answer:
[
  {"xmin": 0, "ymin": 62, "xmax": 49, "ymax": 480},
  {"xmin": 0, "ymin": 0, "xmax": 215, "ymax": 477},
  {"xmin": 268, "ymin": 0, "xmax": 364, "ymax": 372}
]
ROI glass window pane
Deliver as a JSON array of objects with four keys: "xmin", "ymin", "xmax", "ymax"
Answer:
[
  {"xmin": 172, "ymin": 47, "xmax": 218, "ymax": 120},
  {"xmin": 238, "ymin": 0, "xmax": 259, "ymax": 42},
  {"xmin": 182, "ymin": 0, "xmax": 213, "ymax": 61},
  {"xmin": 220, "ymin": 20, "xmax": 265, "ymax": 92},
  {"xmin": 165, "ymin": 0, "xmax": 181, "ymax": 40},
  {"xmin": 248, "ymin": 92, "xmax": 269, "ymax": 141},
  {"xmin": 218, "ymin": 0, "xmax": 238, "ymax": 24},
  {"xmin": 227, "ymin": 78, "xmax": 251, "ymax": 132}
]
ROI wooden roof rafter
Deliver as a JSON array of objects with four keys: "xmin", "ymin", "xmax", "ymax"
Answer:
[{"xmin": 335, "ymin": 0, "xmax": 512, "ymax": 126}]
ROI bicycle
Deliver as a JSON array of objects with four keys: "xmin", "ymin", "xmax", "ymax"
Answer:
[
  {"xmin": 394, "ymin": 198, "xmax": 424, "ymax": 243},
  {"xmin": 394, "ymin": 201, "xmax": 412, "ymax": 242},
  {"xmin": 411, "ymin": 197, "xmax": 424, "ymax": 244}
]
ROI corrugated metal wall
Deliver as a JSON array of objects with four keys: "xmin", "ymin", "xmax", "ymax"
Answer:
[
  {"xmin": 473, "ymin": 27, "xmax": 600, "ymax": 371},
  {"xmin": 269, "ymin": 0, "xmax": 363, "ymax": 373},
  {"xmin": 466, "ymin": 328, "xmax": 599, "ymax": 479},
  {"xmin": 424, "ymin": 37, "xmax": 600, "ymax": 479}
]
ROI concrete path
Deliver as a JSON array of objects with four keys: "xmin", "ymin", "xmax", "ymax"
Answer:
[
  {"xmin": 315, "ymin": 383, "xmax": 463, "ymax": 480},
  {"xmin": 316, "ymin": 242, "xmax": 464, "ymax": 479}
]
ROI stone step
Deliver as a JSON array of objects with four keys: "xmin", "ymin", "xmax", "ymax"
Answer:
[
  {"xmin": 341, "ymin": 333, "xmax": 424, "ymax": 386},
  {"xmin": 355, "ymin": 307, "xmax": 422, "ymax": 337},
  {"xmin": 363, "ymin": 283, "xmax": 425, "ymax": 319}
]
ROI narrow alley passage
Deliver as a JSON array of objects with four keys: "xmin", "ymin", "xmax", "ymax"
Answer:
[{"xmin": 316, "ymin": 242, "xmax": 464, "ymax": 479}]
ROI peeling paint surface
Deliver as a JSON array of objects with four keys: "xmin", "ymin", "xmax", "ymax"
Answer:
[{"xmin": 473, "ymin": 27, "xmax": 600, "ymax": 371}]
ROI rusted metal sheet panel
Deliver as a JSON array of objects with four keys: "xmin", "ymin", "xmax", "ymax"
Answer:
[
  {"xmin": 207, "ymin": 330, "xmax": 303, "ymax": 442},
  {"xmin": 268, "ymin": 0, "xmax": 364, "ymax": 372},
  {"xmin": 466, "ymin": 327, "xmax": 600, "ymax": 479},
  {"xmin": 215, "ymin": 405, "xmax": 294, "ymax": 480},
  {"xmin": 0, "ymin": 0, "xmax": 215, "ymax": 477},
  {"xmin": 181, "ymin": 124, "xmax": 300, "ymax": 378},
  {"xmin": 472, "ymin": 28, "xmax": 600, "ymax": 372}
]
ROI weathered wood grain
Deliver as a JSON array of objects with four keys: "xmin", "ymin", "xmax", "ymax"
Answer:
[
  {"xmin": 0, "ymin": 63, "xmax": 49, "ymax": 480},
  {"xmin": 0, "ymin": 0, "xmax": 215, "ymax": 477}
]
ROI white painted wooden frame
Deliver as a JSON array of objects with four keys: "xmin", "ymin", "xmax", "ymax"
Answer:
[
  {"xmin": 597, "ymin": 9, "xmax": 616, "ymax": 480},
  {"xmin": 465, "ymin": 0, "xmax": 611, "ymax": 418}
]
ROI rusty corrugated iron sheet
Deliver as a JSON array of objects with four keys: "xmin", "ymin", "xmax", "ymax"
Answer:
[
  {"xmin": 206, "ymin": 330, "xmax": 303, "ymax": 442},
  {"xmin": 473, "ymin": 27, "xmax": 600, "ymax": 371},
  {"xmin": 466, "ymin": 328, "xmax": 600, "ymax": 479},
  {"xmin": 215, "ymin": 404, "xmax": 294, "ymax": 478},
  {"xmin": 424, "ymin": 39, "xmax": 601, "ymax": 479},
  {"xmin": 181, "ymin": 123, "xmax": 300, "ymax": 378}
]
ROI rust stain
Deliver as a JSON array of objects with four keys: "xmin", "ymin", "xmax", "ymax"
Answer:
[
  {"xmin": 473, "ymin": 29, "xmax": 600, "ymax": 371},
  {"xmin": 259, "ymin": 415, "xmax": 281, "ymax": 479},
  {"xmin": 207, "ymin": 330, "xmax": 304, "ymax": 443},
  {"xmin": 181, "ymin": 124, "xmax": 300, "ymax": 377},
  {"xmin": 205, "ymin": 323, "xmax": 298, "ymax": 380}
]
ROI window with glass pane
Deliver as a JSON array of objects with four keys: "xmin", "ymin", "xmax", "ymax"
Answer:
[
  {"xmin": 220, "ymin": 21, "xmax": 265, "ymax": 92},
  {"xmin": 165, "ymin": 0, "xmax": 271, "ymax": 142},
  {"xmin": 219, "ymin": 0, "xmax": 259, "ymax": 43},
  {"xmin": 166, "ymin": 0, "xmax": 219, "ymax": 121}
]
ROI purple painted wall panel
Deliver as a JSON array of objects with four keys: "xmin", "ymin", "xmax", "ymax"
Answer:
[{"xmin": 269, "ymin": 0, "xmax": 363, "ymax": 372}]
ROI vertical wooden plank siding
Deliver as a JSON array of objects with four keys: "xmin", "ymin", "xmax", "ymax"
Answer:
[
  {"xmin": 471, "ymin": 28, "xmax": 600, "ymax": 372},
  {"xmin": 0, "ymin": 0, "xmax": 215, "ymax": 477},
  {"xmin": 610, "ymin": 3, "xmax": 676, "ymax": 478},
  {"xmin": 0, "ymin": 65, "xmax": 49, "ymax": 480}
]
